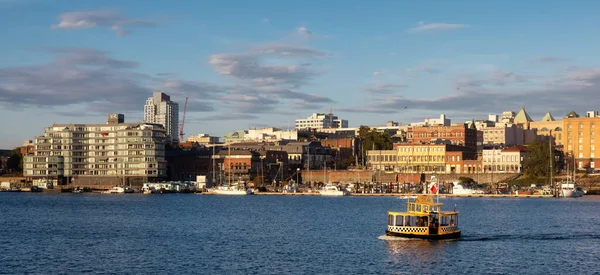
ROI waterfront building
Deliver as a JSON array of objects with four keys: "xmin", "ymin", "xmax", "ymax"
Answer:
[
  {"xmin": 144, "ymin": 92, "xmax": 179, "ymax": 143},
  {"xmin": 166, "ymin": 147, "xmax": 214, "ymax": 182},
  {"xmin": 483, "ymin": 146, "xmax": 528, "ymax": 173},
  {"xmin": 227, "ymin": 141, "xmax": 332, "ymax": 170},
  {"xmin": 295, "ymin": 112, "xmax": 348, "ymax": 130},
  {"xmin": 366, "ymin": 144, "xmax": 478, "ymax": 174},
  {"xmin": 23, "ymin": 114, "xmax": 167, "ymax": 188},
  {"xmin": 406, "ymin": 123, "xmax": 478, "ymax": 149},
  {"xmin": 562, "ymin": 111, "xmax": 600, "ymax": 171},
  {"xmin": 187, "ymin": 134, "xmax": 220, "ymax": 145}
]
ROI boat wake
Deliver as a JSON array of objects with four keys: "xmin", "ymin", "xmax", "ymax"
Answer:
[
  {"xmin": 461, "ymin": 232, "xmax": 600, "ymax": 242},
  {"xmin": 378, "ymin": 235, "xmax": 419, "ymax": 241}
]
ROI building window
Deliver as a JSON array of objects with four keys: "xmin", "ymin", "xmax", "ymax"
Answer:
[
  {"xmin": 568, "ymin": 124, "xmax": 572, "ymax": 129},
  {"xmin": 592, "ymin": 153, "xmax": 595, "ymax": 158},
  {"xmin": 579, "ymin": 124, "xmax": 583, "ymax": 129},
  {"xmin": 579, "ymin": 138, "xmax": 583, "ymax": 144},
  {"xmin": 579, "ymin": 153, "xmax": 583, "ymax": 158},
  {"xmin": 592, "ymin": 162, "xmax": 595, "ymax": 168},
  {"xmin": 592, "ymin": 145, "xmax": 595, "ymax": 151}
]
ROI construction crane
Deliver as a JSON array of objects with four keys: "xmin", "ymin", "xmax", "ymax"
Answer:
[{"xmin": 179, "ymin": 97, "xmax": 188, "ymax": 143}]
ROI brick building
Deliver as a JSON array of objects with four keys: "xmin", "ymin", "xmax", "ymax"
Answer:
[{"xmin": 406, "ymin": 123, "xmax": 478, "ymax": 149}]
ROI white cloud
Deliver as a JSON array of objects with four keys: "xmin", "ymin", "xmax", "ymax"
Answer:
[
  {"xmin": 409, "ymin": 21, "xmax": 467, "ymax": 32},
  {"xmin": 342, "ymin": 67, "xmax": 600, "ymax": 123},
  {"xmin": 364, "ymin": 83, "xmax": 406, "ymax": 94},
  {"xmin": 373, "ymin": 71, "xmax": 383, "ymax": 77},
  {"xmin": 263, "ymin": 18, "xmax": 270, "ymax": 24},
  {"xmin": 296, "ymin": 26, "xmax": 312, "ymax": 35},
  {"xmin": 52, "ymin": 9, "xmax": 156, "ymax": 36},
  {"xmin": 0, "ymin": 48, "xmax": 218, "ymax": 113}
]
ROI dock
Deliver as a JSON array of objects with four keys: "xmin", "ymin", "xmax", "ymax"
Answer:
[{"xmin": 248, "ymin": 192, "xmax": 553, "ymax": 198}]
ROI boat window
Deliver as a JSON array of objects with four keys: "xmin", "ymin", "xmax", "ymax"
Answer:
[
  {"xmin": 388, "ymin": 215, "xmax": 394, "ymax": 226},
  {"xmin": 395, "ymin": 216, "xmax": 404, "ymax": 226}
]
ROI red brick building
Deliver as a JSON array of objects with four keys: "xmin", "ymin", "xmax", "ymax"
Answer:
[{"xmin": 407, "ymin": 124, "xmax": 478, "ymax": 149}]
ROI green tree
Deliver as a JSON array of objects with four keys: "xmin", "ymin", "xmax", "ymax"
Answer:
[
  {"xmin": 358, "ymin": 126, "xmax": 393, "ymax": 166},
  {"xmin": 523, "ymin": 139, "xmax": 557, "ymax": 178},
  {"xmin": 6, "ymin": 149, "xmax": 23, "ymax": 173}
]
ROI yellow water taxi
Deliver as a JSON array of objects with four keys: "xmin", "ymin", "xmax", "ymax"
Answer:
[{"xmin": 386, "ymin": 195, "xmax": 461, "ymax": 240}]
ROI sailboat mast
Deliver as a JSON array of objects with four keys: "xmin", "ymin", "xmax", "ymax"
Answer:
[
  {"xmin": 212, "ymin": 145, "xmax": 216, "ymax": 187},
  {"xmin": 228, "ymin": 145, "xmax": 231, "ymax": 190},
  {"xmin": 549, "ymin": 131, "xmax": 553, "ymax": 191}
]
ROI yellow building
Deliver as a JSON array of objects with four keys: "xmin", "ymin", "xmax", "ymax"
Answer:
[
  {"xmin": 366, "ymin": 144, "xmax": 466, "ymax": 174},
  {"xmin": 562, "ymin": 111, "xmax": 600, "ymax": 170},
  {"xmin": 529, "ymin": 111, "xmax": 563, "ymax": 147}
]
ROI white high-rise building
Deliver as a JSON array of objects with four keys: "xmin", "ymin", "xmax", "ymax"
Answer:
[
  {"xmin": 295, "ymin": 112, "xmax": 348, "ymax": 130},
  {"xmin": 144, "ymin": 92, "xmax": 179, "ymax": 142}
]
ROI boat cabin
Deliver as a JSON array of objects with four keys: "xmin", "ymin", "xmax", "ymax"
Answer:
[{"xmin": 386, "ymin": 195, "xmax": 460, "ymax": 239}]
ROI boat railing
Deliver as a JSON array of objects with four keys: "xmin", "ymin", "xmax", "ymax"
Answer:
[{"xmin": 387, "ymin": 225, "xmax": 428, "ymax": 233}]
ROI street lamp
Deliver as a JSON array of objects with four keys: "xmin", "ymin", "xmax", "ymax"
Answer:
[{"xmin": 296, "ymin": 168, "xmax": 300, "ymax": 186}]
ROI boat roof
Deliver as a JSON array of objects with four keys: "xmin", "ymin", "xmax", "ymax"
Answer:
[
  {"xmin": 388, "ymin": 211, "xmax": 458, "ymax": 216},
  {"xmin": 411, "ymin": 195, "xmax": 442, "ymax": 206}
]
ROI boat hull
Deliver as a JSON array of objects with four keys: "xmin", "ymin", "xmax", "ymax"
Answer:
[
  {"xmin": 385, "ymin": 230, "xmax": 461, "ymax": 240},
  {"xmin": 560, "ymin": 190, "xmax": 584, "ymax": 197},
  {"xmin": 319, "ymin": 191, "xmax": 348, "ymax": 196},
  {"xmin": 213, "ymin": 189, "xmax": 251, "ymax": 195}
]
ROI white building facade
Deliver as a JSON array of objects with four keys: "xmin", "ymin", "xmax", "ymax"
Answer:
[
  {"xmin": 144, "ymin": 92, "xmax": 179, "ymax": 142},
  {"xmin": 409, "ymin": 114, "xmax": 451, "ymax": 127},
  {"xmin": 295, "ymin": 113, "xmax": 348, "ymax": 130},
  {"xmin": 246, "ymin": 127, "xmax": 298, "ymax": 142}
]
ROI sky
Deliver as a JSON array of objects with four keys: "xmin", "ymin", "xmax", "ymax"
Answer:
[{"xmin": 2, "ymin": 0, "xmax": 600, "ymax": 148}]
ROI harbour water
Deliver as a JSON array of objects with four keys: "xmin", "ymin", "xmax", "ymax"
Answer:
[{"xmin": 1, "ymin": 193, "xmax": 598, "ymax": 274}]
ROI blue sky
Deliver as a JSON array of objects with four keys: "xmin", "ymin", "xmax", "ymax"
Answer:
[{"xmin": 2, "ymin": 0, "xmax": 600, "ymax": 148}]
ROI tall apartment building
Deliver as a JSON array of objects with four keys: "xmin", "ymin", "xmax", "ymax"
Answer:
[
  {"xmin": 23, "ymin": 114, "xmax": 167, "ymax": 188},
  {"xmin": 144, "ymin": 92, "xmax": 179, "ymax": 142},
  {"xmin": 295, "ymin": 112, "xmax": 348, "ymax": 130},
  {"xmin": 562, "ymin": 111, "xmax": 600, "ymax": 171}
]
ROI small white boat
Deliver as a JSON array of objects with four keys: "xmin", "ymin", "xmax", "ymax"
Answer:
[
  {"xmin": 559, "ymin": 182, "xmax": 584, "ymax": 197},
  {"xmin": 451, "ymin": 182, "xmax": 484, "ymax": 195},
  {"xmin": 212, "ymin": 184, "xmax": 252, "ymax": 195},
  {"xmin": 319, "ymin": 183, "xmax": 349, "ymax": 196},
  {"xmin": 104, "ymin": 187, "xmax": 125, "ymax": 194},
  {"xmin": 398, "ymin": 195, "xmax": 417, "ymax": 199}
]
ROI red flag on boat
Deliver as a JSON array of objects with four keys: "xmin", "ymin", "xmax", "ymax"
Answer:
[{"xmin": 430, "ymin": 182, "xmax": 438, "ymax": 194}]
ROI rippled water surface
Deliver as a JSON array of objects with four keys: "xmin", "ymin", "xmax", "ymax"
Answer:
[{"xmin": 1, "ymin": 193, "xmax": 599, "ymax": 274}]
